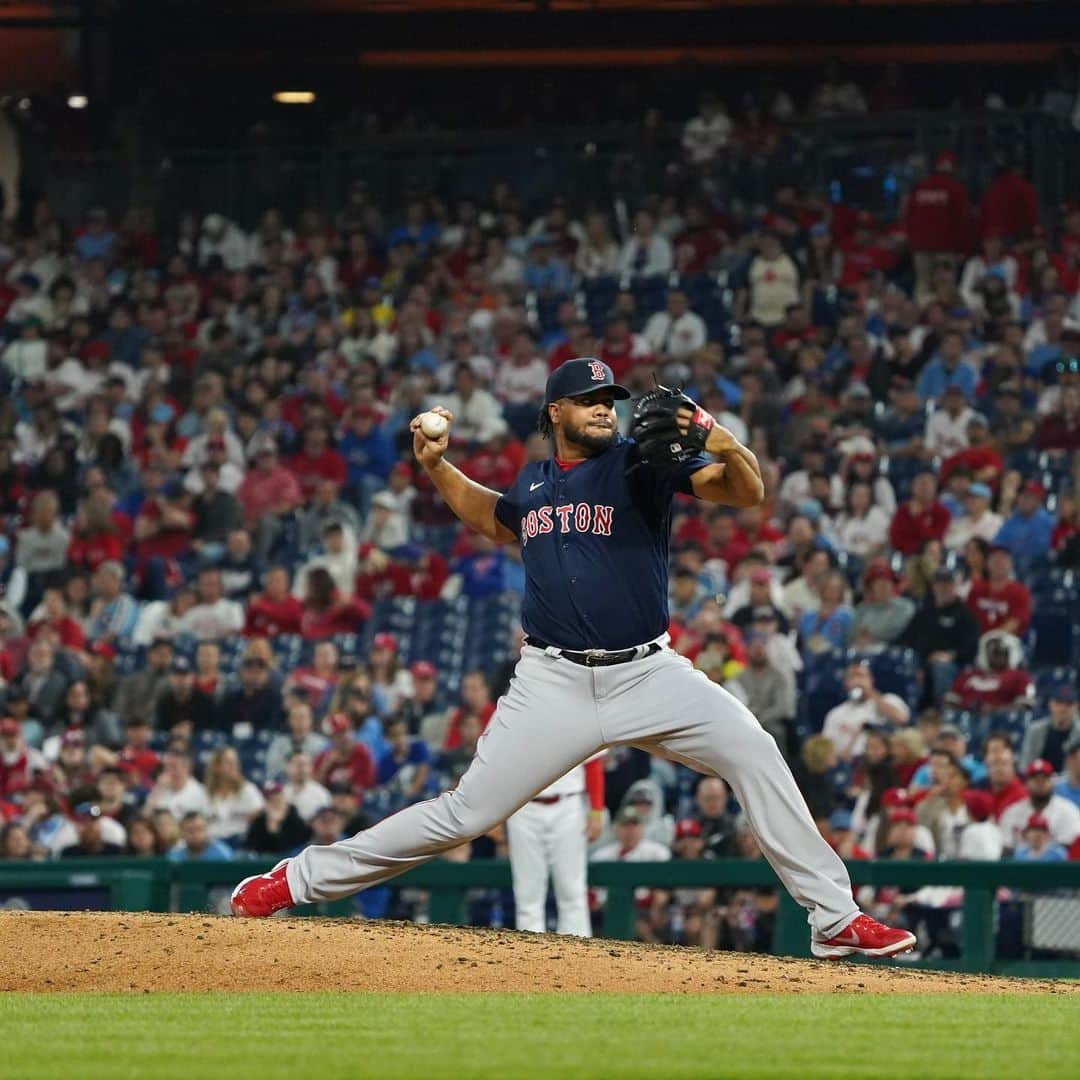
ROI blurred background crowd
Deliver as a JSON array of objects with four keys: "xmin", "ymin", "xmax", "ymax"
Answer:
[{"xmin": 2, "ymin": 34, "xmax": 1080, "ymax": 949}]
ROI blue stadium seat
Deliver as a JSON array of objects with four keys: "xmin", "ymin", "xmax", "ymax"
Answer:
[{"xmin": 1029, "ymin": 606, "xmax": 1080, "ymax": 666}]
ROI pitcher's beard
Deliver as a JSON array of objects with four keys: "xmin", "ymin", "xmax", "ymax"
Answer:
[{"xmin": 563, "ymin": 419, "xmax": 616, "ymax": 454}]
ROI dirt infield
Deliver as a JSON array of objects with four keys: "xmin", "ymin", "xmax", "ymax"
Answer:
[{"xmin": 0, "ymin": 911, "xmax": 1074, "ymax": 994}]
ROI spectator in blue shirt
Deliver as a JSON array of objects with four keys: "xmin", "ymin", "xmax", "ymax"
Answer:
[
  {"xmin": 374, "ymin": 716, "xmax": 433, "ymax": 813},
  {"xmin": 386, "ymin": 199, "xmax": 440, "ymax": 253},
  {"xmin": 994, "ymin": 479, "xmax": 1054, "ymax": 562},
  {"xmin": 74, "ymin": 208, "xmax": 117, "ymax": 262},
  {"xmin": 522, "ymin": 235, "xmax": 573, "ymax": 295},
  {"xmin": 339, "ymin": 405, "xmax": 396, "ymax": 511},
  {"xmin": 1012, "ymin": 813, "xmax": 1068, "ymax": 862},
  {"xmin": 916, "ymin": 330, "xmax": 977, "ymax": 402},
  {"xmin": 449, "ymin": 534, "xmax": 515, "ymax": 598},
  {"xmin": 167, "ymin": 811, "xmax": 235, "ymax": 862},
  {"xmin": 1056, "ymin": 738, "xmax": 1080, "ymax": 810}
]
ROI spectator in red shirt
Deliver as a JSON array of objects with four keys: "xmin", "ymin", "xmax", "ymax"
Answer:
[
  {"xmin": 0, "ymin": 716, "xmax": 49, "ymax": 801},
  {"xmin": 289, "ymin": 423, "xmax": 348, "ymax": 503},
  {"xmin": 298, "ymin": 566, "xmax": 371, "ymax": 641},
  {"xmin": 904, "ymin": 150, "xmax": 973, "ymax": 302},
  {"xmin": 938, "ymin": 413, "xmax": 1003, "ymax": 490},
  {"xmin": 131, "ymin": 481, "xmax": 194, "ymax": 598},
  {"xmin": 112, "ymin": 716, "xmax": 161, "ymax": 790},
  {"xmin": 946, "ymin": 632, "xmax": 1034, "ymax": 714},
  {"xmin": 443, "ymin": 669, "xmax": 496, "ymax": 750},
  {"xmin": 1036, "ymin": 383, "xmax": 1080, "ymax": 452},
  {"xmin": 314, "ymin": 712, "xmax": 375, "ymax": 796},
  {"xmin": 889, "ymin": 471, "xmax": 951, "ymax": 555},
  {"xmin": 237, "ymin": 439, "xmax": 304, "ymax": 561},
  {"xmin": 67, "ymin": 490, "xmax": 127, "ymax": 573},
  {"xmin": 245, "ymin": 566, "xmax": 305, "ymax": 637},
  {"xmin": 284, "ymin": 640, "xmax": 342, "ymax": 713},
  {"xmin": 966, "ymin": 544, "xmax": 1031, "ymax": 636},
  {"xmin": 27, "ymin": 587, "xmax": 85, "ymax": 653},
  {"xmin": 978, "ymin": 157, "xmax": 1038, "ymax": 242},
  {"xmin": 460, "ymin": 422, "xmax": 525, "ymax": 492},
  {"xmin": 978, "ymin": 732, "xmax": 1028, "ymax": 820},
  {"xmin": 597, "ymin": 314, "xmax": 651, "ymax": 383},
  {"xmin": 547, "ymin": 318, "xmax": 596, "ymax": 372}
]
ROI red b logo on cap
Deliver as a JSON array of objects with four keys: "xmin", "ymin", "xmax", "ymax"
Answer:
[{"xmin": 589, "ymin": 360, "xmax": 606, "ymax": 381}]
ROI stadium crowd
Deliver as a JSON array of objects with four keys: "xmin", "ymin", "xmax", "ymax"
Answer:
[{"xmin": 1, "ymin": 78, "xmax": 1080, "ymax": 948}]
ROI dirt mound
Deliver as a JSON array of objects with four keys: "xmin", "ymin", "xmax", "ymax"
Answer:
[{"xmin": 0, "ymin": 911, "xmax": 1073, "ymax": 994}]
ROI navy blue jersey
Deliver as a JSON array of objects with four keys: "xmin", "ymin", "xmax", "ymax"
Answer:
[{"xmin": 493, "ymin": 437, "xmax": 711, "ymax": 650}]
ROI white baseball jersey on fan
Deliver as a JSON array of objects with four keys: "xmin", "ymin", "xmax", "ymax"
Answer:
[{"xmin": 506, "ymin": 759, "xmax": 595, "ymax": 936}]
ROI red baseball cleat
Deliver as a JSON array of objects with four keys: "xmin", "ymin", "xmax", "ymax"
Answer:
[
  {"xmin": 230, "ymin": 859, "xmax": 294, "ymax": 918},
  {"xmin": 811, "ymin": 914, "xmax": 917, "ymax": 960}
]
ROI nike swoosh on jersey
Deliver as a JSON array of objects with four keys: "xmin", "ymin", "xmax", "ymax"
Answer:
[{"xmin": 529, "ymin": 481, "xmax": 545, "ymax": 491}]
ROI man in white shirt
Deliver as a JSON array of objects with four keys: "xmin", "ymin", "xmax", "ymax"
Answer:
[
  {"xmin": 747, "ymin": 234, "xmax": 799, "ymax": 327},
  {"xmin": 924, "ymin": 385, "xmax": 973, "ymax": 458},
  {"xmin": 283, "ymin": 751, "xmax": 332, "ymax": 823},
  {"xmin": 176, "ymin": 566, "xmax": 244, "ymax": 641},
  {"xmin": 822, "ymin": 664, "xmax": 910, "ymax": 761},
  {"xmin": 618, "ymin": 210, "xmax": 673, "ymax": 278},
  {"xmin": 682, "ymin": 95, "xmax": 734, "ymax": 166},
  {"xmin": 944, "ymin": 482, "xmax": 1003, "ymax": 551},
  {"xmin": 998, "ymin": 759, "xmax": 1080, "ymax": 851},
  {"xmin": 642, "ymin": 289, "xmax": 708, "ymax": 359},
  {"xmin": 146, "ymin": 749, "xmax": 211, "ymax": 819},
  {"xmin": 433, "ymin": 363, "xmax": 504, "ymax": 444},
  {"xmin": 590, "ymin": 806, "xmax": 670, "ymax": 936}
]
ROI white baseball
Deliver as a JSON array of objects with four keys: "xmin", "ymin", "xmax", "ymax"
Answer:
[{"xmin": 420, "ymin": 412, "xmax": 449, "ymax": 439}]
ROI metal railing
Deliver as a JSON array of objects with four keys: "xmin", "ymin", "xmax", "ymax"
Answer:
[
  {"xmin": 2, "ymin": 856, "xmax": 1078, "ymax": 978},
  {"xmin": 41, "ymin": 109, "xmax": 1077, "ymax": 228}
]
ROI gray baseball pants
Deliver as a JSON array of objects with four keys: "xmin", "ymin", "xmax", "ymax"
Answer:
[{"xmin": 286, "ymin": 645, "xmax": 859, "ymax": 936}]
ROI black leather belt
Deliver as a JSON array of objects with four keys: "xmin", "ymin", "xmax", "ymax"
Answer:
[{"xmin": 525, "ymin": 636, "xmax": 661, "ymax": 667}]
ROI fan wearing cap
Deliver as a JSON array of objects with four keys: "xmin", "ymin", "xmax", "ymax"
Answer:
[
  {"xmin": 944, "ymin": 480, "xmax": 1003, "ymax": 552},
  {"xmin": 645, "ymin": 817, "xmax": 721, "ymax": 948},
  {"xmin": 904, "ymin": 149, "xmax": 972, "ymax": 304},
  {"xmin": 1013, "ymin": 812, "xmax": 1068, "ymax": 862},
  {"xmin": 998, "ymin": 758, "xmax": 1080, "ymax": 852},
  {"xmin": 940, "ymin": 411, "xmax": 1004, "ymax": 492},
  {"xmin": 0, "ymin": 715, "xmax": 50, "ymax": 801},
  {"xmin": 232, "ymin": 356, "xmax": 917, "ymax": 963},
  {"xmin": 1020, "ymin": 684, "xmax": 1080, "ymax": 775},
  {"xmin": 313, "ymin": 713, "xmax": 376, "ymax": 796},
  {"xmin": 851, "ymin": 561, "xmax": 916, "ymax": 647},
  {"xmin": 993, "ymin": 479, "xmax": 1054, "ymax": 563},
  {"xmin": 59, "ymin": 803, "xmax": 126, "ymax": 858},
  {"xmin": 590, "ymin": 805, "xmax": 672, "ymax": 941}
]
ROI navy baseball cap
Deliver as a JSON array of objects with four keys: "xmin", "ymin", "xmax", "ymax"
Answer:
[{"xmin": 544, "ymin": 358, "xmax": 630, "ymax": 406}]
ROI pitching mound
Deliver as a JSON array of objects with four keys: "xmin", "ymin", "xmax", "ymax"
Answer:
[{"xmin": 0, "ymin": 911, "xmax": 1074, "ymax": 994}]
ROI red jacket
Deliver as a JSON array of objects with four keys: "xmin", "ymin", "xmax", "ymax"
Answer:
[
  {"xmin": 315, "ymin": 742, "xmax": 375, "ymax": 794},
  {"xmin": 288, "ymin": 449, "xmax": 348, "ymax": 501},
  {"xmin": 889, "ymin": 501, "xmax": 950, "ymax": 555},
  {"xmin": 978, "ymin": 171, "xmax": 1038, "ymax": 241},
  {"xmin": 948, "ymin": 667, "xmax": 1033, "ymax": 711},
  {"xmin": 904, "ymin": 173, "xmax": 972, "ymax": 253},
  {"xmin": 939, "ymin": 447, "xmax": 1003, "ymax": 487},
  {"xmin": 966, "ymin": 579, "xmax": 1032, "ymax": 635},
  {"xmin": 67, "ymin": 529, "xmax": 127, "ymax": 572},
  {"xmin": 245, "ymin": 594, "xmax": 305, "ymax": 637}
]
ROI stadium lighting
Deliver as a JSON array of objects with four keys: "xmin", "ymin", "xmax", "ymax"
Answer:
[
  {"xmin": 67, "ymin": 94, "xmax": 89, "ymax": 110},
  {"xmin": 272, "ymin": 91, "xmax": 316, "ymax": 105}
]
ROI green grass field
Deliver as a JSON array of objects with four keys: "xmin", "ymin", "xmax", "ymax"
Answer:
[{"xmin": 5, "ymin": 992, "xmax": 1078, "ymax": 1079}]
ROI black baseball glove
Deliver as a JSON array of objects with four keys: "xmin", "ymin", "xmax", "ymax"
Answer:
[{"xmin": 631, "ymin": 382, "xmax": 715, "ymax": 467}]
